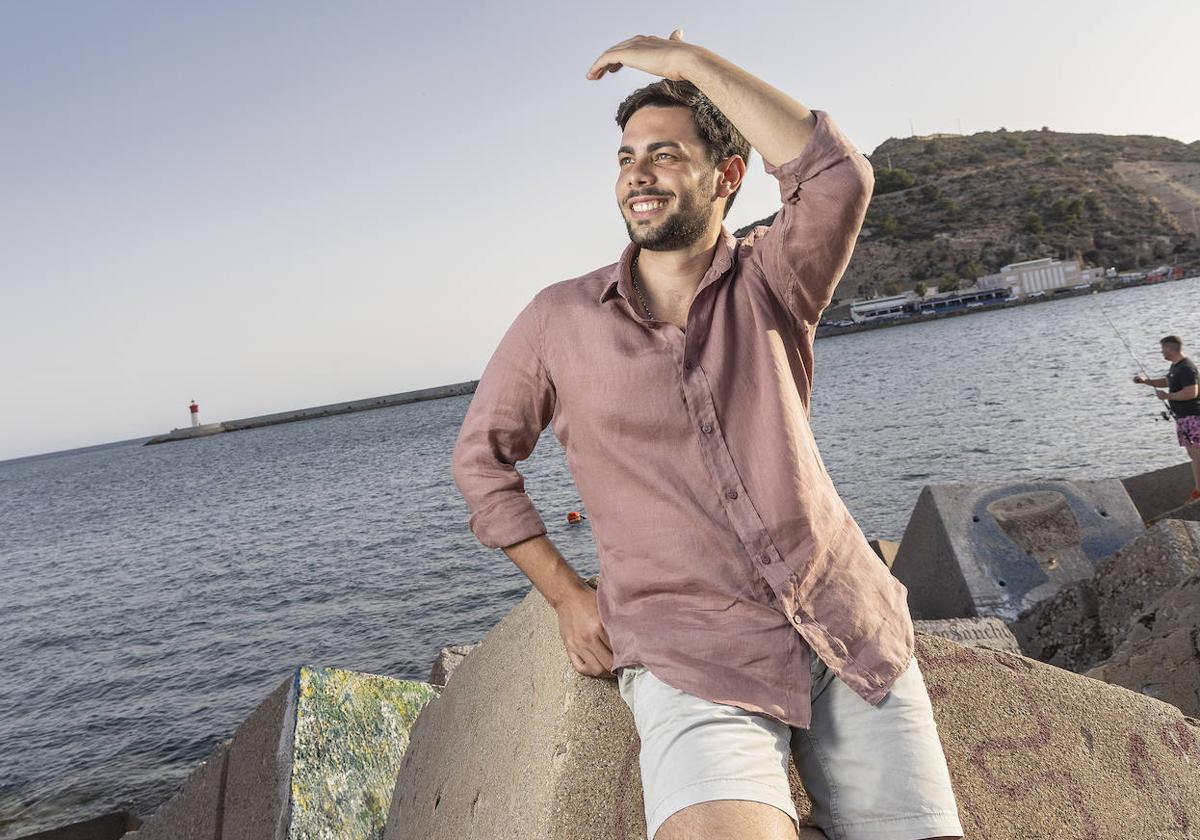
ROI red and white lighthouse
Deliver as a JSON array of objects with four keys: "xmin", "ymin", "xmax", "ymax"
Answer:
[{"xmin": 189, "ymin": 400, "xmax": 200, "ymax": 428}]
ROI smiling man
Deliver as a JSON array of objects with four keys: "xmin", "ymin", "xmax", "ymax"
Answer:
[{"xmin": 452, "ymin": 31, "xmax": 963, "ymax": 840}]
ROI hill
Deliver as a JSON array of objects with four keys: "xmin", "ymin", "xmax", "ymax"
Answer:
[{"xmin": 737, "ymin": 126, "xmax": 1200, "ymax": 319}]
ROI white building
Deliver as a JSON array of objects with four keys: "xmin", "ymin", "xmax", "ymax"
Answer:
[
  {"xmin": 850, "ymin": 292, "xmax": 919, "ymax": 323},
  {"xmin": 977, "ymin": 257, "xmax": 1098, "ymax": 298}
]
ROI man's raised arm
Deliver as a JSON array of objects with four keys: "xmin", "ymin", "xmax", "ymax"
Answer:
[{"xmin": 586, "ymin": 29, "xmax": 817, "ymax": 167}]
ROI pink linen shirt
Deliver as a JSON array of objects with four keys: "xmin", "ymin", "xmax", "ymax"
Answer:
[{"xmin": 451, "ymin": 111, "xmax": 913, "ymax": 728}]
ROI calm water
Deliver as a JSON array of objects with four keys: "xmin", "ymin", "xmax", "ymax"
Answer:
[{"xmin": 1, "ymin": 278, "xmax": 1196, "ymax": 836}]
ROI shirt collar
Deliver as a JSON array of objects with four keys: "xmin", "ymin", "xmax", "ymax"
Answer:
[{"xmin": 598, "ymin": 228, "xmax": 738, "ymax": 306}]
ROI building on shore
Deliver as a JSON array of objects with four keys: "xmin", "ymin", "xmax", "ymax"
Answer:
[
  {"xmin": 976, "ymin": 257, "xmax": 1106, "ymax": 298},
  {"xmin": 849, "ymin": 285, "xmax": 1011, "ymax": 323}
]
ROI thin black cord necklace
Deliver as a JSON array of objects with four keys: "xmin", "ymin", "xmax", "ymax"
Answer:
[{"xmin": 630, "ymin": 253, "xmax": 655, "ymax": 320}]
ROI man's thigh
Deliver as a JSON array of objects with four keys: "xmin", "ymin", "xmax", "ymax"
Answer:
[
  {"xmin": 793, "ymin": 655, "xmax": 964, "ymax": 840},
  {"xmin": 617, "ymin": 665, "xmax": 799, "ymax": 840}
]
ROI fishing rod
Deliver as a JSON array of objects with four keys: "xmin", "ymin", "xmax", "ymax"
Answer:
[{"xmin": 1091, "ymin": 292, "xmax": 1173, "ymax": 421}]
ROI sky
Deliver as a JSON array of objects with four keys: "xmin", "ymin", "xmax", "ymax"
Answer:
[{"xmin": 3, "ymin": 0, "xmax": 1199, "ymax": 461}]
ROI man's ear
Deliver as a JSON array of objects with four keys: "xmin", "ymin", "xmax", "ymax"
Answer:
[{"xmin": 715, "ymin": 154, "xmax": 747, "ymax": 198}]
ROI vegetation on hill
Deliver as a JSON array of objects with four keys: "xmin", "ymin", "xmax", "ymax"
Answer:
[{"xmin": 736, "ymin": 126, "xmax": 1200, "ymax": 315}]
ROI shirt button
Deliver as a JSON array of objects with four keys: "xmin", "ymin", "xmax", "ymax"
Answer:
[
  {"xmin": 725, "ymin": 489, "xmax": 738, "ymax": 500},
  {"xmin": 701, "ymin": 424, "xmax": 713, "ymax": 434},
  {"xmin": 759, "ymin": 554, "xmax": 772, "ymax": 565},
  {"xmin": 684, "ymin": 360, "xmax": 694, "ymax": 370}
]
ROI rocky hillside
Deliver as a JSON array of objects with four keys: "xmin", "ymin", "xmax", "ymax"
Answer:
[{"xmin": 738, "ymin": 127, "xmax": 1200, "ymax": 318}]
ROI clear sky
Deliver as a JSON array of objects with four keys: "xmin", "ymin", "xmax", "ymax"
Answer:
[{"xmin": 3, "ymin": 1, "xmax": 1198, "ymax": 460}]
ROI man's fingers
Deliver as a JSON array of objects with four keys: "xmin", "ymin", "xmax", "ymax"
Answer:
[{"xmin": 669, "ymin": 28, "xmax": 684, "ymax": 41}]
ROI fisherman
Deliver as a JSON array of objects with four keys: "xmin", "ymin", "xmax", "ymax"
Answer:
[
  {"xmin": 452, "ymin": 31, "xmax": 963, "ymax": 840},
  {"xmin": 1134, "ymin": 334, "xmax": 1200, "ymax": 501}
]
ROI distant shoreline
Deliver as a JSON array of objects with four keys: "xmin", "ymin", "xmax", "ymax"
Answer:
[{"xmin": 815, "ymin": 273, "xmax": 1198, "ymax": 338}]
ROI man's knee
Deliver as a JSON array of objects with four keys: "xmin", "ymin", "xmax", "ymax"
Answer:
[{"xmin": 655, "ymin": 799, "xmax": 798, "ymax": 840}]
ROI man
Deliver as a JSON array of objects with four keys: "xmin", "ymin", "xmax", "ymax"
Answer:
[
  {"xmin": 452, "ymin": 30, "xmax": 963, "ymax": 840},
  {"xmin": 1134, "ymin": 334, "xmax": 1200, "ymax": 501}
]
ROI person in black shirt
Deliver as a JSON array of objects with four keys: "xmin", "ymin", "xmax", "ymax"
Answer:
[{"xmin": 1134, "ymin": 334, "xmax": 1200, "ymax": 501}]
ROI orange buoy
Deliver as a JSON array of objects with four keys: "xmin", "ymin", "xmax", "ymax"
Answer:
[{"xmin": 566, "ymin": 511, "xmax": 585, "ymax": 524}]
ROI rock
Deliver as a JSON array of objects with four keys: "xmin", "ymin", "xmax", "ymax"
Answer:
[
  {"xmin": 1122, "ymin": 460, "xmax": 1196, "ymax": 523},
  {"xmin": 1010, "ymin": 519, "xmax": 1200, "ymax": 673},
  {"xmin": 428, "ymin": 644, "xmax": 476, "ymax": 689},
  {"xmin": 891, "ymin": 481, "xmax": 1143, "ymax": 621},
  {"xmin": 134, "ymin": 666, "xmax": 435, "ymax": 840},
  {"xmin": 383, "ymin": 586, "xmax": 1200, "ymax": 839},
  {"xmin": 1087, "ymin": 575, "xmax": 1200, "ymax": 718},
  {"xmin": 1008, "ymin": 579, "xmax": 1105, "ymax": 671},
  {"xmin": 913, "ymin": 617, "xmax": 1021, "ymax": 654},
  {"xmin": 1093, "ymin": 519, "xmax": 1200, "ymax": 643},
  {"xmin": 867, "ymin": 538, "xmax": 899, "ymax": 569}
]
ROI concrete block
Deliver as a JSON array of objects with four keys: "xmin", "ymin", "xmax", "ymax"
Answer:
[
  {"xmin": 1088, "ymin": 575, "xmax": 1200, "ymax": 717},
  {"xmin": 133, "ymin": 667, "xmax": 435, "ymax": 840},
  {"xmin": 135, "ymin": 741, "xmax": 229, "ymax": 840},
  {"xmin": 1011, "ymin": 519, "xmax": 1200, "ymax": 673},
  {"xmin": 1093, "ymin": 519, "xmax": 1200, "ymax": 643},
  {"xmin": 913, "ymin": 618, "xmax": 1021, "ymax": 654},
  {"xmin": 1122, "ymin": 460, "xmax": 1196, "ymax": 523},
  {"xmin": 1009, "ymin": 580, "xmax": 1105, "ymax": 672},
  {"xmin": 1155, "ymin": 496, "xmax": 1200, "ymax": 525},
  {"xmin": 428, "ymin": 644, "xmax": 475, "ymax": 689},
  {"xmin": 891, "ymin": 480, "xmax": 1143, "ymax": 621},
  {"xmin": 867, "ymin": 538, "xmax": 899, "ymax": 569},
  {"xmin": 15, "ymin": 811, "xmax": 139, "ymax": 840},
  {"xmin": 384, "ymin": 586, "xmax": 1200, "ymax": 839},
  {"xmin": 222, "ymin": 678, "xmax": 293, "ymax": 840}
]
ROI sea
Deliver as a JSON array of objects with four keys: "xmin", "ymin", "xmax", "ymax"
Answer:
[{"xmin": 1, "ymin": 277, "xmax": 1197, "ymax": 837}]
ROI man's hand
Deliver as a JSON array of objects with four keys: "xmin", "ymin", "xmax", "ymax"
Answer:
[
  {"xmin": 1155, "ymin": 389, "xmax": 1170, "ymax": 401},
  {"xmin": 1133, "ymin": 373, "xmax": 1148, "ymax": 384},
  {"xmin": 586, "ymin": 29, "xmax": 700, "ymax": 82},
  {"xmin": 555, "ymin": 583, "xmax": 614, "ymax": 677}
]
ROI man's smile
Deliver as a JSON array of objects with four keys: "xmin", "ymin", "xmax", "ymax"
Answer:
[{"xmin": 626, "ymin": 195, "xmax": 671, "ymax": 219}]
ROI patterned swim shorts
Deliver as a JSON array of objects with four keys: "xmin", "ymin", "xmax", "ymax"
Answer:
[{"xmin": 1177, "ymin": 415, "xmax": 1200, "ymax": 447}]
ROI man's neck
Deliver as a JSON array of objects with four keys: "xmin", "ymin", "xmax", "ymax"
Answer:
[{"xmin": 635, "ymin": 229, "xmax": 723, "ymax": 299}]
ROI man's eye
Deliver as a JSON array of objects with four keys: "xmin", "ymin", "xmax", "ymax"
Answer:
[{"xmin": 655, "ymin": 153, "xmax": 675, "ymax": 161}]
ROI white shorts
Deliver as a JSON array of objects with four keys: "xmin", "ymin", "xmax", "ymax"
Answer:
[{"xmin": 617, "ymin": 652, "xmax": 964, "ymax": 840}]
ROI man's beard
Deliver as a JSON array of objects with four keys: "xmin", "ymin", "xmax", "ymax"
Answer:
[{"xmin": 622, "ymin": 184, "xmax": 713, "ymax": 251}]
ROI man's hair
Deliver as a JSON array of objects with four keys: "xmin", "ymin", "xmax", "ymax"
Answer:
[
  {"xmin": 1161, "ymin": 335, "xmax": 1184, "ymax": 352},
  {"xmin": 615, "ymin": 80, "xmax": 751, "ymax": 219}
]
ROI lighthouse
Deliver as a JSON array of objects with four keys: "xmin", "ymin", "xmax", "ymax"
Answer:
[{"xmin": 190, "ymin": 400, "xmax": 200, "ymax": 428}]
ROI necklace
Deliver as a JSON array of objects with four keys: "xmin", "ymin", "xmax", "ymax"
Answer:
[{"xmin": 630, "ymin": 253, "xmax": 655, "ymax": 320}]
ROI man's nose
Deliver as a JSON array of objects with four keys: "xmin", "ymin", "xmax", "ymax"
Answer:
[{"xmin": 626, "ymin": 157, "xmax": 655, "ymax": 186}]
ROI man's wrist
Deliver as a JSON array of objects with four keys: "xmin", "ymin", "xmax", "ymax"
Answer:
[{"xmin": 679, "ymin": 45, "xmax": 727, "ymax": 88}]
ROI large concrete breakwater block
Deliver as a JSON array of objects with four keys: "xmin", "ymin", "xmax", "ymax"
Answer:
[
  {"xmin": 384, "ymin": 586, "xmax": 1200, "ymax": 839},
  {"xmin": 1012, "ymin": 519, "xmax": 1200, "ymax": 673},
  {"xmin": 1121, "ymin": 460, "xmax": 1196, "ymax": 523},
  {"xmin": 891, "ymin": 480, "xmax": 1144, "ymax": 621},
  {"xmin": 130, "ymin": 666, "xmax": 436, "ymax": 840}
]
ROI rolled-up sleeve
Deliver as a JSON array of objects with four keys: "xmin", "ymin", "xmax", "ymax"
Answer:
[
  {"xmin": 747, "ymin": 110, "xmax": 875, "ymax": 326},
  {"xmin": 451, "ymin": 293, "xmax": 555, "ymax": 549}
]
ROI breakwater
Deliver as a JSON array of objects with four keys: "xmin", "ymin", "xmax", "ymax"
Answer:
[{"xmin": 144, "ymin": 380, "xmax": 479, "ymax": 446}]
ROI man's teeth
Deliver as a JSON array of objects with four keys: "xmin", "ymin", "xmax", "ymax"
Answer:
[{"xmin": 632, "ymin": 200, "xmax": 667, "ymax": 212}]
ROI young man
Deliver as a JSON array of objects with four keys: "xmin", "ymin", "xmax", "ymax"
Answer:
[
  {"xmin": 452, "ymin": 31, "xmax": 963, "ymax": 840},
  {"xmin": 1134, "ymin": 334, "xmax": 1200, "ymax": 500}
]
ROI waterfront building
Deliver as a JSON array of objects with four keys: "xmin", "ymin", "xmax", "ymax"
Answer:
[
  {"xmin": 976, "ymin": 257, "xmax": 1101, "ymax": 298},
  {"xmin": 849, "ymin": 292, "xmax": 919, "ymax": 323},
  {"xmin": 849, "ymin": 286, "xmax": 1010, "ymax": 323}
]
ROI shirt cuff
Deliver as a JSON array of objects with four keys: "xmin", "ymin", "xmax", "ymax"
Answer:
[
  {"xmin": 468, "ymin": 495, "xmax": 548, "ymax": 549},
  {"xmin": 763, "ymin": 110, "xmax": 863, "ymax": 203}
]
